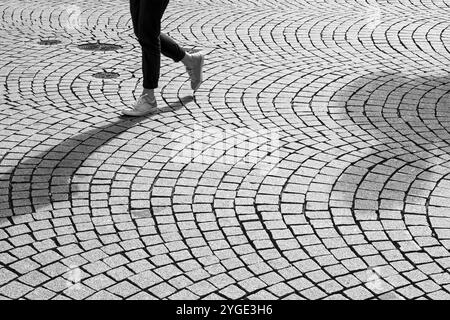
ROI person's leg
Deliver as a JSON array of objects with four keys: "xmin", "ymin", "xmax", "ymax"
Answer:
[
  {"xmin": 159, "ymin": 32, "xmax": 205, "ymax": 91},
  {"xmin": 133, "ymin": 0, "xmax": 204, "ymax": 91},
  {"xmin": 136, "ymin": 0, "xmax": 170, "ymax": 92},
  {"xmin": 129, "ymin": 0, "xmax": 140, "ymax": 38},
  {"xmin": 124, "ymin": 0, "xmax": 167, "ymax": 116},
  {"xmin": 125, "ymin": 0, "xmax": 205, "ymax": 116},
  {"xmin": 160, "ymin": 33, "xmax": 185, "ymax": 62}
]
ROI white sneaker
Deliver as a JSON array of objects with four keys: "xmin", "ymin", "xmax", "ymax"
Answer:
[
  {"xmin": 122, "ymin": 94, "xmax": 157, "ymax": 116},
  {"xmin": 186, "ymin": 52, "xmax": 205, "ymax": 91}
]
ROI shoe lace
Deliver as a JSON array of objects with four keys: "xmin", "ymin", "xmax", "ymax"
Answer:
[
  {"xmin": 141, "ymin": 94, "xmax": 156, "ymax": 103},
  {"xmin": 134, "ymin": 94, "xmax": 155, "ymax": 109},
  {"xmin": 186, "ymin": 67, "xmax": 194, "ymax": 78}
]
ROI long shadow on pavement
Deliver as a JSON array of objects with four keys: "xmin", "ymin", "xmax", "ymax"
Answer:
[
  {"xmin": 325, "ymin": 71, "xmax": 450, "ymax": 298},
  {"xmin": 0, "ymin": 96, "xmax": 193, "ymax": 225}
]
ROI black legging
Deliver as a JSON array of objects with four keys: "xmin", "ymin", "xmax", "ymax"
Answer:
[{"xmin": 130, "ymin": 0, "xmax": 186, "ymax": 89}]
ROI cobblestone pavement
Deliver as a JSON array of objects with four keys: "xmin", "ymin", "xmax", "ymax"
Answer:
[{"xmin": 2, "ymin": 0, "xmax": 450, "ymax": 300}]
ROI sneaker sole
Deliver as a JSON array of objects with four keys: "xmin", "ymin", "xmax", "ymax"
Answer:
[{"xmin": 122, "ymin": 107, "xmax": 157, "ymax": 117}]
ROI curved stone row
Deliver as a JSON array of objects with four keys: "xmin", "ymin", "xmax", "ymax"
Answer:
[{"xmin": 1, "ymin": 0, "xmax": 450, "ymax": 300}]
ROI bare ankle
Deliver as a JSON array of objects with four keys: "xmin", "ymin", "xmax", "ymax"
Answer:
[{"xmin": 142, "ymin": 88, "xmax": 155, "ymax": 97}]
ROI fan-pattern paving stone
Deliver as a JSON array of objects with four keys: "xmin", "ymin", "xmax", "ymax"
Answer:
[{"xmin": 2, "ymin": 0, "xmax": 450, "ymax": 300}]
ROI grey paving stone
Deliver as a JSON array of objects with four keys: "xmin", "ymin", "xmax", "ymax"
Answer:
[
  {"xmin": 397, "ymin": 285, "xmax": 425, "ymax": 299},
  {"xmin": 0, "ymin": 253, "xmax": 17, "ymax": 265},
  {"xmin": 107, "ymin": 266, "xmax": 134, "ymax": 282},
  {"xmin": 416, "ymin": 280, "xmax": 441, "ymax": 294},
  {"xmin": 259, "ymin": 272, "xmax": 284, "ymax": 286},
  {"xmin": 300, "ymin": 287, "xmax": 327, "ymax": 300},
  {"xmin": 63, "ymin": 284, "xmax": 95, "ymax": 300},
  {"xmin": 44, "ymin": 277, "xmax": 71, "ymax": 294},
  {"xmin": 83, "ymin": 274, "xmax": 116, "ymax": 291},
  {"xmin": 0, "ymin": 268, "xmax": 18, "ymax": 286},
  {"xmin": 154, "ymin": 264, "xmax": 183, "ymax": 280},
  {"xmin": 81, "ymin": 249, "xmax": 108, "ymax": 262},
  {"xmin": 220, "ymin": 285, "xmax": 246, "ymax": 299},
  {"xmin": 32, "ymin": 250, "xmax": 63, "ymax": 266},
  {"xmin": 148, "ymin": 282, "xmax": 177, "ymax": 299},
  {"xmin": 344, "ymin": 286, "xmax": 374, "ymax": 300},
  {"xmin": 18, "ymin": 270, "xmax": 50, "ymax": 287},
  {"xmin": 83, "ymin": 261, "xmax": 111, "ymax": 276},
  {"xmin": 107, "ymin": 281, "xmax": 140, "ymax": 298},
  {"xmin": 0, "ymin": 281, "xmax": 32, "ymax": 299},
  {"xmin": 169, "ymin": 275, "xmax": 194, "ymax": 290},
  {"xmin": 288, "ymin": 278, "xmax": 314, "ymax": 292},
  {"xmin": 268, "ymin": 282, "xmax": 295, "ymax": 297},
  {"xmin": 2, "ymin": 0, "xmax": 450, "ymax": 301},
  {"xmin": 129, "ymin": 270, "xmax": 163, "ymax": 289},
  {"xmin": 427, "ymin": 290, "xmax": 450, "ymax": 300},
  {"xmin": 187, "ymin": 280, "xmax": 217, "ymax": 297},
  {"xmin": 10, "ymin": 246, "xmax": 38, "ymax": 260},
  {"xmin": 25, "ymin": 287, "xmax": 57, "ymax": 300},
  {"xmin": 127, "ymin": 259, "xmax": 154, "ymax": 273},
  {"xmin": 319, "ymin": 280, "xmax": 344, "ymax": 294},
  {"xmin": 127, "ymin": 292, "xmax": 158, "ymax": 300},
  {"xmin": 10, "ymin": 258, "xmax": 40, "ymax": 275},
  {"xmin": 169, "ymin": 289, "xmax": 200, "ymax": 300},
  {"xmin": 87, "ymin": 290, "xmax": 122, "ymax": 300},
  {"xmin": 247, "ymin": 290, "xmax": 278, "ymax": 300}
]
